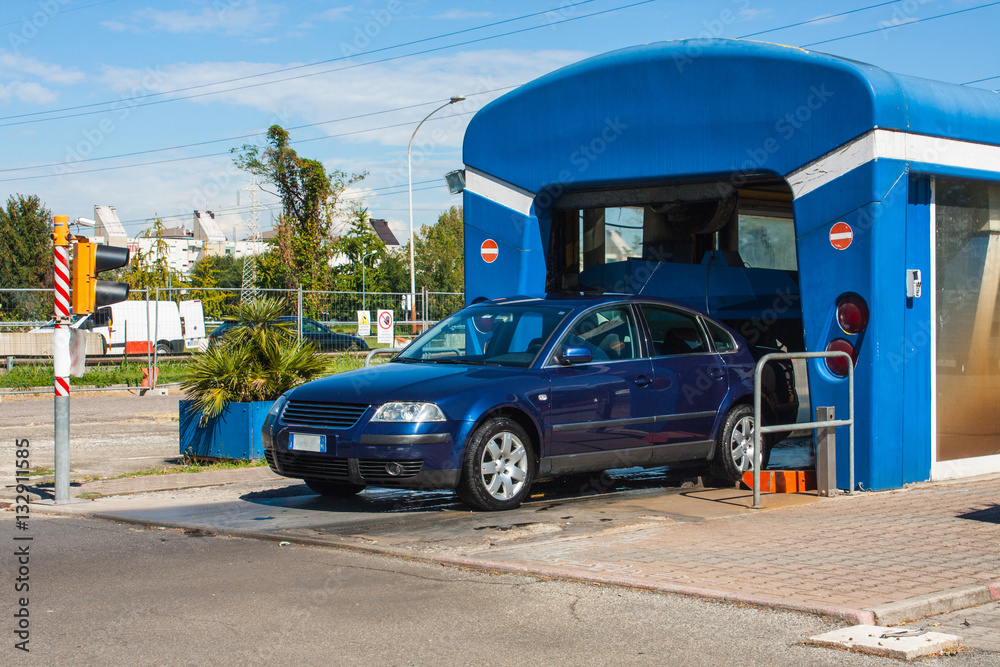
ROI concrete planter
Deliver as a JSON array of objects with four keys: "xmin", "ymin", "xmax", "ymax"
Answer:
[{"xmin": 178, "ymin": 399, "xmax": 272, "ymax": 460}]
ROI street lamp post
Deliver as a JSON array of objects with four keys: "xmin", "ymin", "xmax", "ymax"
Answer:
[
  {"xmin": 408, "ymin": 95, "xmax": 465, "ymax": 331},
  {"xmin": 361, "ymin": 249, "xmax": 376, "ymax": 311}
]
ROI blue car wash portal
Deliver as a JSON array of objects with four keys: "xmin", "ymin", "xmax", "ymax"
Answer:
[{"xmin": 459, "ymin": 38, "xmax": 1000, "ymax": 491}]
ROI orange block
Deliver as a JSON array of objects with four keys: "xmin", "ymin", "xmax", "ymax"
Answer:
[
  {"xmin": 125, "ymin": 341, "xmax": 153, "ymax": 355},
  {"xmin": 741, "ymin": 470, "xmax": 817, "ymax": 493}
]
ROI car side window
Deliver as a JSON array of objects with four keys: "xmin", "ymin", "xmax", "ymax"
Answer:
[
  {"xmin": 640, "ymin": 305, "xmax": 709, "ymax": 356},
  {"xmin": 556, "ymin": 306, "xmax": 639, "ymax": 362},
  {"xmin": 704, "ymin": 319, "xmax": 736, "ymax": 352},
  {"xmin": 302, "ymin": 321, "xmax": 325, "ymax": 334}
]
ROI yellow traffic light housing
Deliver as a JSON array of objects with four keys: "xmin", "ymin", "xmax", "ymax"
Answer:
[{"xmin": 71, "ymin": 240, "xmax": 130, "ymax": 315}]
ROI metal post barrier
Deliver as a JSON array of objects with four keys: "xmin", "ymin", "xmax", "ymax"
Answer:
[
  {"xmin": 752, "ymin": 351, "xmax": 854, "ymax": 509},
  {"xmin": 296, "ymin": 286, "xmax": 303, "ymax": 341}
]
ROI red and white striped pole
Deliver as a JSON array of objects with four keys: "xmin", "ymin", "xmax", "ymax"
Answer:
[{"xmin": 52, "ymin": 215, "xmax": 71, "ymax": 503}]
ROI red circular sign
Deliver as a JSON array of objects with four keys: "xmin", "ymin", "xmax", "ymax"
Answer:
[
  {"xmin": 480, "ymin": 239, "xmax": 498, "ymax": 263},
  {"xmin": 829, "ymin": 222, "xmax": 853, "ymax": 250},
  {"xmin": 379, "ymin": 311, "xmax": 393, "ymax": 329}
]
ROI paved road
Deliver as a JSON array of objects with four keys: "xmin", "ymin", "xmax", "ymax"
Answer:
[
  {"xmin": 0, "ymin": 393, "xmax": 182, "ymax": 485},
  {"xmin": 4, "ymin": 515, "xmax": 995, "ymax": 666}
]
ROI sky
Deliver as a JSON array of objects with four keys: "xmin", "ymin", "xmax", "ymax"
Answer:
[{"xmin": 3, "ymin": 0, "xmax": 1000, "ymax": 245}]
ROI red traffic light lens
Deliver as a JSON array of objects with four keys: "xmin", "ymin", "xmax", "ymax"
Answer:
[
  {"xmin": 837, "ymin": 294, "xmax": 869, "ymax": 334},
  {"xmin": 825, "ymin": 339, "xmax": 856, "ymax": 377}
]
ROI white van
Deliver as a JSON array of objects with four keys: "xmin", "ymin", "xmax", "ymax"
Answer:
[{"xmin": 31, "ymin": 300, "xmax": 206, "ymax": 355}]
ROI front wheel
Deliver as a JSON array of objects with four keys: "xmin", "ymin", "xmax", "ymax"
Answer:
[
  {"xmin": 457, "ymin": 417, "xmax": 535, "ymax": 511},
  {"xmin": 710, "ymin": 404, "xmax": 769, "ymax": 487},
  {"xmin": 304, "ymin": 479, "xmax": 366, "ymax": 497}
]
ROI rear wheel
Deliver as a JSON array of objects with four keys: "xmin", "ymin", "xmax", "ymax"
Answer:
[
  {"xmin": 457, "ymin": 417, "xmax": 534, "ymax": 511},
  {"xmin": 711, "ymin": 404, "xmax": 769, "ymax": 487},
  {"xmin": 155, "ymin": 342, "xmax": 171, "ymax": 355},
  {"xmin": 304, "ymin": 479, "xmax": 366, "ymax": 497}
]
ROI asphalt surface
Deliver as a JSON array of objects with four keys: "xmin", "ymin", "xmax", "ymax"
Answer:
[
  {"xmin": 0, "ymin": 393, "xmax": 182, "ymax": 484},
  {"xmin": 3, "ymin": 515, "xmax": 995, "ymax": 666}
]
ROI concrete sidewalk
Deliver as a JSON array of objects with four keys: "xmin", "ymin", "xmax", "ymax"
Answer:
[{"xmin": 20, "ymin": 465, "xmax": 1000, "ymax": 633}]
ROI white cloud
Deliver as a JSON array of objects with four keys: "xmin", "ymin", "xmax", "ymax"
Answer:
[
  {"xmin": 0, "ymin": 52, "xmax": 85, "ymax": 84},
  {"xmin": 313, "ymin": 7, "xmax": 355, "ymax": 22},
  {"xmin": 8, "ymin": 81, "xmax": 58, "ymax": 105},
  {"xmin": 432, "ymin": 10, "xmax": 494, "ymax": 20},
  {"xmin": 736, "ymin": 8, "xmax": 774, "ymax": 21},
  {"xmin": 110, "ymin": 1, "xmax": 285, "ymax": 36},
  {"xmin": 97, "ymin": 48, "xmax": 588, "ymax": 149}
]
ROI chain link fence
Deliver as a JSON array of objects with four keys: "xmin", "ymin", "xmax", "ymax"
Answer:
[{"xmin": 0, "ymin": 287, "xmax": 465, "ymax": 394}]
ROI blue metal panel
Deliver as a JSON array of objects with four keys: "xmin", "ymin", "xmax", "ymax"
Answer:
[
  {"xmin": 179, "ymin": 399, "xmax": 270, "ymax": 460},
  {"xmin": 902, "ymin": 176, "xmax": 933, "ymax": 483},
  {"xmin": 463, "ymin": 191, "xmax": 545, "ymax": 303}
]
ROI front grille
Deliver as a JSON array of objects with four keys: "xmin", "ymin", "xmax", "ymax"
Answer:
[
  {"xmin": 264, "ymin": 450, "xmax": 275, "ymax": 468},
  {"xmin": 358, "ymin": 459, "xmax": 423, "ymax": 482},
  {"xmin": 272, "ymin": 450, "xmax": 350, "ymax": 479},
  {"xmin": 282, "ymin": 400, "xmax": 368, "ymax": 429}
]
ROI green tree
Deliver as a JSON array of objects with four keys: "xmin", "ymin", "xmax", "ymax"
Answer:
[
  {"xmin": 414, "ymin": 205, "xmax": 464, "ymax": 293},
  {"xmin": 330, "ymin": 207, "xmax": 390, "ymax": 293},
  {"xmin": 0, "ymin": 194, "xmax": 52, "ymax": 289},
  {"xmin": 233, "ymin": 126, "xmax": 365, "ymax": 294},
  {"xmin": 189, "ymin": 256, "xmax": 227, "ymax": 319},
  {"xmin": 192, "ymin": 253, "xmax": 243, "ymax": 289}
]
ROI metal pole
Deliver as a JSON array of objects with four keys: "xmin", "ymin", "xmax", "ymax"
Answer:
[
  {"xmin": 153, "ymin": 286, "xmax": 159, "ymax": 389},
  {"xmin": 297, "ymin": 285, "xmax": 303, "ymax": 340},
  {"xmin": 752, "ymin": 363, "xmax": 763, "ymax": 510},
  {"xmin": 408, "ymin": 96, "xmax": 465, "ymax": 329},
  {"xmin": 51, "ymin": 215, "xmax": 72, "ymax": 504}
]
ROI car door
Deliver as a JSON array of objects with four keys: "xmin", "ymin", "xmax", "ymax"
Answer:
[
  {"xmin": 545, "ymin": 304, "xmax": 655, "ymax": 469},
  {"xmin": 637, "ymin": 304, "xmax": 729, "ymax": 445},
  {"xmin": 301, "ymin": 319, "xmax": 332, "ymax": 351}
]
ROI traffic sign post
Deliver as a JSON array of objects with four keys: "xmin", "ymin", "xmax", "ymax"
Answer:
[
  {"xmin": 51, "ymin": 215, "xmax": 72, "ymax": 504},
  {"xmin": 377, "ymin": 309, "xmax": 394, "ymax": 345}
]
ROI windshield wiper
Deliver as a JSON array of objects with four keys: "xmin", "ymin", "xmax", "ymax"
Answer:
[{"xmin": 431, "ymin": 358, "xmax": 489, "ymax": 365}]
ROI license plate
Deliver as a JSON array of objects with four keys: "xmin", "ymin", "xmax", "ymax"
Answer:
[{"xmin": 289, "ymin": 433, "xmax": 326, "ymax": 453}]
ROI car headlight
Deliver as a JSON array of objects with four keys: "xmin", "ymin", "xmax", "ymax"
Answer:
[
  {"xmin": 268, "ymin": 393, "xmax": 290, "ymax": 419},
  {"xmin": 371, "ymin": 402, "xmax": 446, "ymax": 422}
]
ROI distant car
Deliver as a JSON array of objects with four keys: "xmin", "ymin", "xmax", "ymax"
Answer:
[
  {"xmin": 262, "ymin": 294, "xmax": 798, "ymax": 511},
  {"xmin": 209, "ymin": 316, "xmax": 369, "ymax": 352}
]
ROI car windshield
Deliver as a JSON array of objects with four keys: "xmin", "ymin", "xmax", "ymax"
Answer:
[{"xmin": 396, "ymin": 304, "xmax": 571, "ymax": 367}]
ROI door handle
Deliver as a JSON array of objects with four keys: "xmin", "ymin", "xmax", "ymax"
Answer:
[
  {"xmin": 633, "ymin": 375, "xmax": 651, "ymax": 387},
  {"xmin": 708, "ymin": 367, "xmax": 725, "ymax": 380}
]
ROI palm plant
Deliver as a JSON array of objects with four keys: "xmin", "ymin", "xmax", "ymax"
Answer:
[{"xmin": 182, "ymin": 297, "xmax": 331, "ymax": 421}]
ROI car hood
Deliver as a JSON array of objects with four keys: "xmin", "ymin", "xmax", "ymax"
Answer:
[{"xmin": 288, "ymin": 361, "xmax": 535, "ymax": 406}]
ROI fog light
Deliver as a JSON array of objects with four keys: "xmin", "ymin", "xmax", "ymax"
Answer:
[
  {"xmin": 825, "ymin": 339, "xmax": 856, "ymax": 377},
  {"xmin": 385, "ymin": 462, "xmax": 404, "ymax": 476}
]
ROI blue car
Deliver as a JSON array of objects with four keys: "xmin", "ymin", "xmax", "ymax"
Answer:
[{"xmin": 262, "ymin": 295, "xmax": 797, "ymax": 511}]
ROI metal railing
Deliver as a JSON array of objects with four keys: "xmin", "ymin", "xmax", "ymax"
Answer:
[
  {"xmin": 752, "ymin": 351, "xmax": 855, "ymax": 509},
  {"xmin": 364, "ymin": 347, "xmax": 407, "ymax": 366}
]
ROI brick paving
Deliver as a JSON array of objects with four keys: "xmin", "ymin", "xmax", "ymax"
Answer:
[{"xmin": 474, "ymin": 477, "xmax": 1000, "ymax": 613}]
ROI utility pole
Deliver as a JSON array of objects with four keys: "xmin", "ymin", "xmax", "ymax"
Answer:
[{"xmin": 240, "ymin": 173, "xmax": 263, "ymax": 303}]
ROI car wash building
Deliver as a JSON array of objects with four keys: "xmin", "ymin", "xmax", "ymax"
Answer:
[{"xmin": 458, "ymin": 38, "xmax": 1000, "ymax": 490}]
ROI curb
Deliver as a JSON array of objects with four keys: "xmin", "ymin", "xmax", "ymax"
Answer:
[
  {"xmin": 865, "ymin": 580, "xmax": 1000, "ymax": 626},
  {"xmin": 31, "ymin": 506, "xmax": 968, "ymax": 625}
]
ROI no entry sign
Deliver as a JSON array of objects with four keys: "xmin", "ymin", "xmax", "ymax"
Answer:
[
  {"xmin": 376, "ymin": 309, "xmax": 394, "ymax": 345},
  {"xmin": 830, "ymin": 222, "xmax": 853, "ymax": 250},
  {"xmin": 480, "ymin": 239, "xmax": 498, "ymax": 263}
]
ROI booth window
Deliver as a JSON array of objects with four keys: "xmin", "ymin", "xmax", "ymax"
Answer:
[{"xmin": 935, "ymin": 177, "xmax": 1000, "ymax": 462}]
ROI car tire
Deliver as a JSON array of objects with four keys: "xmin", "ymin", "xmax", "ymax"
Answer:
[
  {"xmin": 155, "ymin": 342, "xmax": 171, "ymax": 355},
  {"xmin": 710, "ymin": 404, "xmax": 769, "ymax": 487},
  {"xmin": 304, "ymin": 479, "xmax": 366, "ymax": 497},
  {"xmin": 457, "ymin": 417, "xmax": 535, "ymax": 511}
]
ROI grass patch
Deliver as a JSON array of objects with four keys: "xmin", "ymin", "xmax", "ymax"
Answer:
[
  {"xmin": 110, "ymin": 456, "xmax": 267, "ymax": 479},
  {"xmin": 25, "ymin": 467, "xmax": 54, "ymax": 477},
  {"xmin": 77, "ymin": 492, "xmax": 103, "ymax": 500},
  {"xmin": 0, "ymin": 360, "xmax": 190, "ymax": 389}
]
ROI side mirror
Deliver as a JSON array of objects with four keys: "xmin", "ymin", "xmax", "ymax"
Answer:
[{"xmin": 559, "ymin": 346, "xmax": 593, "ymax": 365}]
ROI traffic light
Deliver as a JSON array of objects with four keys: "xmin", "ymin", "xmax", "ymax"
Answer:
[{"xmin": 71, "ymin": 240, "xmax": 130, "ymax": 315}]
